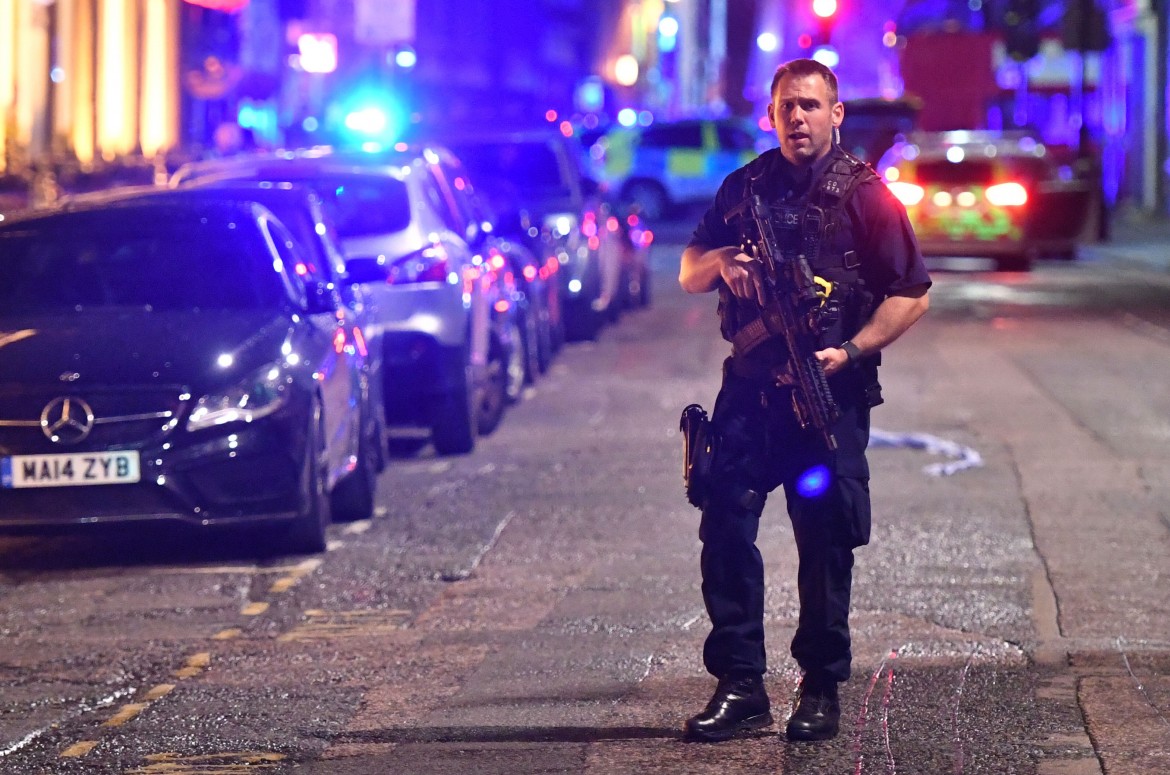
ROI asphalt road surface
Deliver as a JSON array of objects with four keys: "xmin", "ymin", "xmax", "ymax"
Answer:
[{"xmin": 0, "ymin": 230, "xmax": 1168, "ymax": 774}]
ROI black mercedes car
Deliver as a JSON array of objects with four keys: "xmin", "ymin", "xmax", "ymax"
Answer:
[{"xmin": 0, "ymin": 199, "xmax": 377, "ymax": 554}]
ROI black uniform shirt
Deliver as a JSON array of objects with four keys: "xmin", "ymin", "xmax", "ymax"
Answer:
[{"xmin": 689, "ymin": 146, "xmax": 932, "ymax": 302}]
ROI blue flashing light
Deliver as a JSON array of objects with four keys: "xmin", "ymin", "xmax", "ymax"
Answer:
[
  {"xmin": 336, "ymin": 87, "xmax": 408, "ymax": 147},
  {"xmin": 811, "ymin": 46, "xmax": 840, "ymax": 69},
  {"xmin": 576, "ymin": 77, "xmax": 605, "ymax": 112},
  {"xmin": 395, "ymin": 47, "xmax": 417, "ymax": 69},
  {"xmin": 345, "ymin": 106, "xmax": 388, "ymax": 135},
  {"xmin": 795, "ymin": 464, "xmax": 831, "ymax": 499},
  {"xmin": 617, "ymin": 108, "xmax": 638, "ymax": 127},
  {"xmin": 658, "ymin": 17, "xmax": 679, "ymax": 53}
]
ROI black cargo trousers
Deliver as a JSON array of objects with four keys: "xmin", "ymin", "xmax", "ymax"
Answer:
[{"xmin": 698, "ymin": 360, "xmax": 873, "ymax": 684}]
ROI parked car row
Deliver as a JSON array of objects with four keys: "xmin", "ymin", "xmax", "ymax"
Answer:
[{"xmin": 0, "ymin": 131, "xmax": 653, "ymax": 554}]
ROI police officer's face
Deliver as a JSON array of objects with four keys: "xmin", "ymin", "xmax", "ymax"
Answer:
[{"xmin": 768, "ymin": 73, "xmax": 844, "ymax": 167}]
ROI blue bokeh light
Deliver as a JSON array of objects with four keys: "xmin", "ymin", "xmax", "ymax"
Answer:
[
  {"xmin": 811, "ymin": 46, "xmax": 840, "ymax": 69},
  {"xmin": 796, "ymin": 464, "xmax": 831, "ymax": 498}
]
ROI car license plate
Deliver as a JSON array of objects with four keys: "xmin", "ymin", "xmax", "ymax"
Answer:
[{"xmin": 1, "ymin": 451, "xmax": 141, "ymax": 488}]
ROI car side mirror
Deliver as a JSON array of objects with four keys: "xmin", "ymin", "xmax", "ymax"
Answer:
[
  {"xmin": 305, "ymin": 280, "xmax": 340, "ymax": 315},
  {"xmin": 343, "ymin": 257, "xmax": 390, "ymax": 285}
]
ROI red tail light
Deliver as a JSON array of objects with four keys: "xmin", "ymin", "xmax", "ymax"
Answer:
[
  {"xmin": 386, "ymin": 245, "xmax": 450, "ymax": 284},
  {"xmin": 886, "ymin": 181, "xmax": 925, "ymax": 207},
  {"xmin": 985, "ymin": 181, "xmax": 1028, "ymax": 207},
  {"xmin": 352, "ymin": 326, "xmax": 368, "ymax": 357}
]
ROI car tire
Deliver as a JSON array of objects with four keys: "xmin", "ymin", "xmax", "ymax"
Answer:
[
  {"xmin": 535, "ymin": 305, "xmax": 555, "ymax": 375},
  {"xmin": 278, "ymin": 401, "xmax": 330, "ymax": 554},
  {"xmin": 330, "ymin": 406, "xmax": 378, "ymax": 523},
  {"xmin": 565, "ymin": 302, "xmax": 604, "ymax": 341},
  {"xmin": 476, "ymin": 337, "xmax": 510, "ymax": 436},
  {"xmin": 549, "ymin": 297, "xmax": 566, "ymax": 354},
  {"xmin": 431, "ymin": 364, "xmax": 477, "ymax": 456},
  {"xmin": 996, "ymin": 252, "xmax": 1033, "ymax": 272},
  {"xmin": 637, "ymin": 263, "xmax": 652, "ymax": 308},
  {"xmin": 364, "ymin": 381, "xmax": 387, "ymax": 473},
  {"xmin": 520, "ymin": 310, "xmax": 541, "ymax": 386},
  {"xmin": 622, "ymin": 180, "xmax": 669, "ymax": 221},
  {"xmin": 502, "ymin": 318, "xmax": 528, "ymax": 402}
]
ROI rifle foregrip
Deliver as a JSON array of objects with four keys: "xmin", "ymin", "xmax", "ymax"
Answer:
[{"xmin": 807, "ymin": 357, "xmax": 840, "ymax": 420}]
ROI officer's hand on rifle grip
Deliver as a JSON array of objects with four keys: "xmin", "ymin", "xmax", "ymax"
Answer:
[
  {"xmin": 815, "ymin": 346, "xmax": 851, "ymax": 377},
  {"xmin": 720, "ymin": 249, "xmax": 769, "ymax": 306}
]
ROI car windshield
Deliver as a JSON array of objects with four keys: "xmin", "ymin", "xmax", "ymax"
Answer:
[
  {"xmin": 448, "ymin": 142, "xmax": 570, "ymax": 201},
  {"xmin": 310, "ymin": 176, "xmax": 412, "ymax": 239},
  {"xmin": 913, "ymin": 160, "xmax": 996, "ymax": 186},
  {"xmin": 912, "ymin": 155, "xmax": 1051, "ymax": 186},
  {"xmin": 0, "ymin": 211, "xmax": 285, "ymax": 312}
]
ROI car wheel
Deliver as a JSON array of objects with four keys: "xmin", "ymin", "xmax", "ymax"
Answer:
[
  {"xmin": 431, "ymin": 364, "xmax": 477, "ymax": 456},
  {"xmin": 277, "ymin": 402, "xmax": 330, "ymax": 554},
  {"xmin": 637, "ymin": 263, "xmax": 652, "ymax": 308},
  {"xmin": 564, "ymin": 296, "xmax": 605, "ymax": 341},
  {"xmin": 548, "ymin": 295, "xmax": 566, "ymax": 354},
  {"xmin": 535, "ymin": 305, "xmax": 554, "ymax": 375},
  {"xmin": 501, "ymin": 319, "xmax": 528, "ymax": 402},
  {"xmin": 520, "ymin": 309, "xmax": 541, "ymax": 386},
  {"xmin": 364, "ymin": 381, "xmax": 387, "ymax": 473},
  {"xmin": 476, "ymin": 338, "xmax": 509, "ymax": 436},
  {"xmin": 996, "ymin": 252, "xmax": 1033, "ymax": 272},
  {"xmin": 622, "ymin": 180, "xmax": 669, "ymax": 221},
  {"xmin": 330, "ymin": 406, "xmax": 377, "ymax": 523},
  {"xmin": 607, "ymin": 272, "xmax": 625, "ymax": 322}
]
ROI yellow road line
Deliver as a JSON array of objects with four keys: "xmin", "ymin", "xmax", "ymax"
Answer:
[
  {"xmin": 103, "ymin": 703, "xmax": 148, "ymax": 727},
  {"xmin": 268, "ymin": 558, "xmax": 322, "ymax": 594},
  {"xmin": 174, "ymin": 652, "xmax": 211, "ymax": 679},
  {"xmin": 268, "ymin": 577, "xmax": 296, "ymax": 593},
  {"xmin": 60, "ymin": 740, "xmax": 98, "ymax": 758},
  {"xmin": 240, "ymin": 602, "xmax": 269, "ymax": 616},
  {"xmin": 125, "ymin": 751, "xmax": 287, "ymax": 774}
]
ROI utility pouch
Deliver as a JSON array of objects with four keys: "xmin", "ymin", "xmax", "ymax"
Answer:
[{"xmin": 680, "ymin": 403, "xmax": 717, "ymax": 508}]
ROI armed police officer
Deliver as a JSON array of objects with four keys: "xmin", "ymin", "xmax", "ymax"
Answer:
[{"xmin": 678, "ymin": 59, "xmax": 931, "ymax": 743}]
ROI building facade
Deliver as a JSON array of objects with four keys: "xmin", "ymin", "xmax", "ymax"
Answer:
[
  {"xmin": 1, "ymin": 0, "xmax": 1166, "ymax": 217},
  {"xmin": 1, "ymin": 0, "xmax": 181, "ymax": 179}
]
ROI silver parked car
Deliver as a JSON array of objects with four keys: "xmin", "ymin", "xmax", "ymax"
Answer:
[{"xmin": 173, "ymin": 147, "xmax": 526, "ymax": 455}]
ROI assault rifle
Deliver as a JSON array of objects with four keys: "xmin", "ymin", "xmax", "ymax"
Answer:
[{"xmin": 723, "ymin": 193, "xmax": 841, "ymax": 451}]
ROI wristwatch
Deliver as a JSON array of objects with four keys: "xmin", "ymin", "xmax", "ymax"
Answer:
[{"xmin": 840, "ymin": 340, "xmax": 862, "ymax": 364}]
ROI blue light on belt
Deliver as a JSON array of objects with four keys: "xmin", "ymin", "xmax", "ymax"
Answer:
[{"xmin": 796, "ymin": 464, "xmax": 831, "ymax": 498}]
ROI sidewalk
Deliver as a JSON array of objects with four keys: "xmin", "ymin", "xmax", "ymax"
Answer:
[{"xmin": 1078, "ymin": 208, "xmax": 1170, "ymax": 271}]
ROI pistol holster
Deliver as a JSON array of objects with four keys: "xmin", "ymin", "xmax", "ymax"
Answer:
[{"xmin": 680, "ymin": 403, "xmax": 717, "ymax": 508}]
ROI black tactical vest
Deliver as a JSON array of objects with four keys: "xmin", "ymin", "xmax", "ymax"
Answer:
[{"xmin": 718, "ymin": 146, "xmax": 884, "ymax": 404}]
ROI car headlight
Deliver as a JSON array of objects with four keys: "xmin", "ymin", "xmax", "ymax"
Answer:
[{"xmin": 186, "ymin": 364, "xmax": 291, "ymax": 431}]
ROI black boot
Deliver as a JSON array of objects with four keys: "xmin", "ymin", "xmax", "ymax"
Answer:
[
  {"xmin": 685, "ymin": 675, "xmax": 773, "ymax": 742},
  {"xmin": 784, "ymin": 676, "xmax": 840, "ymax": 742}
]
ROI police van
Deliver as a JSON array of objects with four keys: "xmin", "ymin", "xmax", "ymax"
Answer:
[{"xmin": 594, "ymin": 118, "xmax": 764, "ymax": 220}]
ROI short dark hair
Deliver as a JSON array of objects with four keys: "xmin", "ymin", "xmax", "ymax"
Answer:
[{"xmin": 770, "ymin": 59, "xmax": 839, "ymax": 105}]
